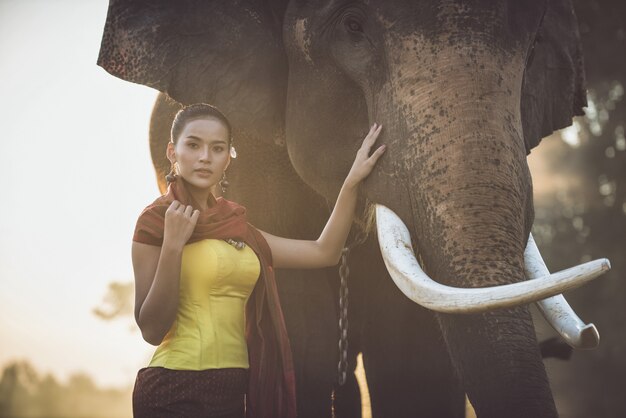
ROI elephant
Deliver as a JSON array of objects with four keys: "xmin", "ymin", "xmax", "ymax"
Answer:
[{"xmin": 97, "ymin": 1, "xmax": 610, "ymax": 417}]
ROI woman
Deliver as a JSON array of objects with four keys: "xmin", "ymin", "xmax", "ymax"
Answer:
[{"xmin": 131, "ymin": 103, "xmax": 385, "ymax": 418}]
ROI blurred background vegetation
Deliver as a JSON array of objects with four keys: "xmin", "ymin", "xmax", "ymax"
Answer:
[
  {"xmin": 0, "ymin": 361, "xmax": 132, "ymax": 418},
  {"xmin": 529, "ymin": 1, "xmax": 625, "ymax": 417}
]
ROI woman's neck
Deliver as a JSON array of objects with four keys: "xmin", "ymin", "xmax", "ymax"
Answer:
[{"xmin": 183, "ymin": 180, "xmax": 217, "ymax": 211}]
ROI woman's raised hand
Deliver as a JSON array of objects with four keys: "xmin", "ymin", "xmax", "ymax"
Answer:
[
  {"xmin": 344, "ymin": 123, "xmax": 386, "ymax": 188},
  {"xmin": 163, "ymin": 200, "xmax": 200, "ymax": 247}
]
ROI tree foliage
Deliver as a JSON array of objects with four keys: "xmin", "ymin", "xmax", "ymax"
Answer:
[{"xmin": 0, "ymin": 360, "xmax": 132, "ymax": 418}]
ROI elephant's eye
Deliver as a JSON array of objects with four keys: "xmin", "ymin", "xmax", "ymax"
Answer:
[{"xmin": 344, "ymin": 17, "xmax": 363, "ymax": 33}]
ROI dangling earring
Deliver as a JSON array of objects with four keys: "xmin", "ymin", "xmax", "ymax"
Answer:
[
  {"xmin": 219, "ymin": 171, "xmax": 230, "ymax": 195},
  {"xmin": 165, "ymin": 161, "xmax": 178, "ymax": 183}
]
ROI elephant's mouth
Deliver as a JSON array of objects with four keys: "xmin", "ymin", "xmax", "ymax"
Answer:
[{"xmin": 374, "ymin": 204, "xmax": 609, "ymax": 349}]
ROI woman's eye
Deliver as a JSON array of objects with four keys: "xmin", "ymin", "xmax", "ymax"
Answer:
[
  {"xmin": 213, "ymin": 146, "xmax": 224, "ymax": 152},
  {"xmin": 188, "ymin": 142, "xmax": 198, "ymax": 149},
  {"xmin": 345, "ymin": 18, "xmax": 363, "ymax": 33}
]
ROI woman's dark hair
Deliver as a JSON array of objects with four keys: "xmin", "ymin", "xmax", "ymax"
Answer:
[{"xmin": 170, "ymin": 103, "xmax": 233, "ymax": 145}]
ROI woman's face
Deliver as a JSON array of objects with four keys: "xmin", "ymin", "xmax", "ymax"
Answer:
[{"xmin": 167, "ymin": 117, "xmax": 231, "ymax": 191}]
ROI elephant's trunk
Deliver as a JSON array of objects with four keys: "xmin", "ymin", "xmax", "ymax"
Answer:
[
  {"xmin": 364, "ymin": 38, "xmax": 564, "ymax": 416},
  {"xmin": 365, "ymin": 31, "xmax": 607, "ymax": 338},
  {"xmin": 366, "ymin": 40, "xmax": 534, "ymax": 287}
]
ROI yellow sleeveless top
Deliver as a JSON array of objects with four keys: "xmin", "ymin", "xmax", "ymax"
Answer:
[{"xmin": 148, "ymin": 239, "xmax": 260, "ymax": 370}]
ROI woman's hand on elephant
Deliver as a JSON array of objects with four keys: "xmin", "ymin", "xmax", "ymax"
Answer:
[
  {"xmin": 344, "ymin": 123, "xmax": 386, "ymax": 188},
  {"xmin": 260, "ymin": 123, "xmax": 385, "ymax": 269},
  {"xmin": 163, "ymin": 200, "xmax": 200, "ymax": 247}
]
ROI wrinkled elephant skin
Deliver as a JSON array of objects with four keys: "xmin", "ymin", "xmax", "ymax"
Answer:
[{"xmin": 98, "ymin": 1, "xmax": 587, "ymax": 417}]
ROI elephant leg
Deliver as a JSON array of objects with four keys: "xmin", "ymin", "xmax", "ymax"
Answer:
[
  {"xmin": 438, "ymin": 307, "xmax": 558, "ymax": 418},
  {"xmin": 333, "ymin": 363, "xmax": 362, "ymax": 418},
  {"xmin": 276, "ymin": 268, "xmax": 338, "ymax": 418},
  {"xmin": 363, "ymin": 305, "xmax": 465, "ymax": 418},
  {"xmin": 354, "ymin": 240, "xmax": 465, "ymax": 418},
  {"xmin": 332, "ymin": 329, "xmax": 363, "ymax": 418}
]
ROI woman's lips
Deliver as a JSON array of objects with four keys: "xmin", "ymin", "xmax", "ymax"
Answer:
[{"xmin": 194, "ymin": 169, "xmax": 213, "ymax": 177}]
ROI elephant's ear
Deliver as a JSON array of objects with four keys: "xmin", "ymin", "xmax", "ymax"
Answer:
[
  {"xmin": 97, "ymin": 0, "xmax": 288, "ymax": 137},
  {"xmin": 521, "ymin": 0, "xmax": 587, "ymax": 154}
]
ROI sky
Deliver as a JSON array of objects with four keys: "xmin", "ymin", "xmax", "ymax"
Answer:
[
  {"xmin": 0, "ymin": 0, "xmax": 159, "ymax": 388},
  {"xmin": 0, "ymin": 0, "xmax": 575, "ymax": 390}
]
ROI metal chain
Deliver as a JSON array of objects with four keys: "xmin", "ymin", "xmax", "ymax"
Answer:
[
  {"xmin": 337, "ymin": 231, "xmax": 368, "ymax": 386},
  {"xmin": 337, "ymin": 247, "xmax": 350, "ymax": 386}
]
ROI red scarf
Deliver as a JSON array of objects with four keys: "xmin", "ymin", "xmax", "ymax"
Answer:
[{"xmin": 133, "ymin": 178, "xmax": 297, "ymax": 418}]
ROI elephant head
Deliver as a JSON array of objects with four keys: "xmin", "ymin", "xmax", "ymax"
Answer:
[
  {"xmin": 279, "ymin": 0, "xmax": 607, "ymax": 306},
  {"xmin": 98, "ymin": 1, "xmax": 609, "ymax": 416}
]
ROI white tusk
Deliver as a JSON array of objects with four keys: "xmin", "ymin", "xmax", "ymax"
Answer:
[
  {"xmin": 375, "ymin": 204, "xmax": 611, "ymax": 314},
  {"xmin": 525, "ymin": 234, "xmax": 600, "ymax": 349}
]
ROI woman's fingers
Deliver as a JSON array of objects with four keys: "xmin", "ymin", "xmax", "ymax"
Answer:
[
  {"xmin": 167, "ymin": 201, "xmax": 198, "ymax": 222},
  {"xmin": 163, "ymin": 202, "xmax": 201, "ymax": 245},
  {"xmin": 365, "ymin": 123, "xmax": 378, "ymax": 140},
  {"xmin": 190, "ymin": 209, "xmax": 200, "ymax": 224},
  {"xmin": 368, "ymin": 144, "xmax": 387, "ymax": 162},
  {"xmin": 364, "ymin": 123, "xmax": 377, "ymax": 140},
  {"xmin": 343, "ymin": 123, "xmax": 386, "ymax": 185},
  {"xmin": 359, "ymin": 124, "xmax": 383, "ymax": 160},
  {"xmin": 364, "ymin": 123, "xmax": 383, "ymax": 148},
  {"xmin": 169, "ymin": 200, "xmax": 181, "ymax": 211}
]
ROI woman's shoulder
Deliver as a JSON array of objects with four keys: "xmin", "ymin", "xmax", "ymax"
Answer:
[
  {"xmin": 143, "ymin": 192, "xmax": 171, "ymax": 212},
  {"xmin": 133, "ymin": 195, "xmax": 170, "ymax": 246}
]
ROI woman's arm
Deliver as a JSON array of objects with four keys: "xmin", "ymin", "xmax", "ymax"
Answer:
[
  {"xmin": 132, "ymin": 202, "xmax": 199, "ymax": 345},
  {"xmin": 260, "ymin": 123, "xmax": 385, "ymax": 269}
]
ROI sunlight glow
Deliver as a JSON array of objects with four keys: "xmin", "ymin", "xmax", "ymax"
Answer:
[
  {"xmin": 560, "ymin": 121, "xmax": 582, "ymax": 147},
  {"xmin": 1, "ymin": 1, "xmax": 158, "ymax": 388}
]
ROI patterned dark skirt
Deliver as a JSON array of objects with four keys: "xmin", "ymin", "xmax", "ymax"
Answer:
[{"xmin": 132, "ymin": 367, "xmax": 248, "ymax": 418}]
